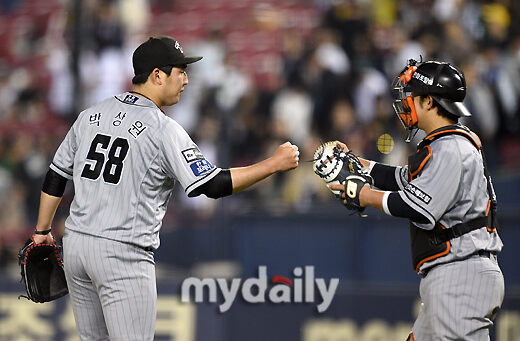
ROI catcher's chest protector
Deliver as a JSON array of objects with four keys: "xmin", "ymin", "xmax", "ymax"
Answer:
[{"xmin": 408, "ymin": 125, "xmax": 498, "ymax": 272}]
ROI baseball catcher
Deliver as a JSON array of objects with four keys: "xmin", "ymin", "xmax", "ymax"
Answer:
[
  {"xmin": 18, "ymin": 236, "xmax": 68, "ymax": 303},
  {"xmin": 328, "ymin": 59, "xmax": 503, "ymax": 340}
]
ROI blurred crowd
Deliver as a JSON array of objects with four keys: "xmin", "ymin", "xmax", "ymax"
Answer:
[{"xmin": 1, "ymin": 0, "xmax": 520, "ymax": 268}]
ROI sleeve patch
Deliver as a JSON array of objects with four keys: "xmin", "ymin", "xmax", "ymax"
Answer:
[
  {"xmin": 182, "ymin": 147, "xmax": 204, "ymax": 163},
  {"xmin": 404, "ymin": 183, "xmax": 432, "ymax": 204},
  {"xmin": 190, "ymin": 159, "xmax": 215, "ymax": 176}
]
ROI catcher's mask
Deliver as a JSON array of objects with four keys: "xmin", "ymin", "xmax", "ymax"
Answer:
[
  {"xmin": 392, "ymin": 59, "xmax": 471, "ymax": 142},
  {"xmin": 392, "ymin": 62, "xmax": 419, "ymax": 142}
]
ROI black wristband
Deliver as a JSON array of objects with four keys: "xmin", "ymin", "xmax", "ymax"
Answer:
[{"xmin": 34, "ymin": 228, "xmax": 52, "ymax": 235}]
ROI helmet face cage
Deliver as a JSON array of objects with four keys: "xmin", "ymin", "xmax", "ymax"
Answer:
[{"xmin": 391, "ymin": 63, "xmax": 419, "ymax": 133}]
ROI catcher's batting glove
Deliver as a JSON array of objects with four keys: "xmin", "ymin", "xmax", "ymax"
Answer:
[{"xmin": 341, "ymin": 174, "xmax": 370, "ymax": 215}]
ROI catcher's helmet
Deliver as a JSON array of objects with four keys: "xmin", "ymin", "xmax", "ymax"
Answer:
[{"xmin": 391, "ymin": 59, "xmax": 470, "ymax": 141}]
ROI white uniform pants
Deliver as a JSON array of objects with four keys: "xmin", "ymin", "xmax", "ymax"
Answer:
[
  {"xmin": 412, "ymin": 253, "xmax": 504, "ymax": 340},
  {"xmin": 63, "ymin": 229, "xmax": 156, "ymax": 341}
]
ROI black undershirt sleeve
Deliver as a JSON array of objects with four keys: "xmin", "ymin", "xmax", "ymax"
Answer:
[
  {"xmin": 42, "ymin": 169, "xmax": 68, "ymax": 197},
  {"xmin": 188, "ymin": 169, "xmax": 233, "ymax": 199},
  {"xmin": 370, "ymin": 163, "xmax": 400, "ymax": 191},
  {"xmin": 387, "ymin": 192, "xmax": 430, "ymax": 224}
]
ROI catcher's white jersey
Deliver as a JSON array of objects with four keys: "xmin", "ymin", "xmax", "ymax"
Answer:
[{"xmin": 50, "ymin": 92, "xmax": 221, "ymax": 249}]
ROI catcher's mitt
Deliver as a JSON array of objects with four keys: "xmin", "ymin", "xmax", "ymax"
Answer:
[
  {"xmin": 313, "ymin": 141, "xmax": 373, "ymax": 215},
  {"xmin": 18, "ymin": 238, "xmax": 68, "ymax": 303}
]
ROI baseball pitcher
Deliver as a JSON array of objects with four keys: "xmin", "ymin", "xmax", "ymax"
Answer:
[{"xmin": 31, "ymin": 36, "xmax": 299, "ymax": 340}]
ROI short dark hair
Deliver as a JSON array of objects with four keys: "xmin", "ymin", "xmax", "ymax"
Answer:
[
  {"xmin": 131, "ymin": 65, "xmax": 174, "ymax": 85},
  {"xmin": 420, "ymin": 95, "xmax": 459, "ymax": 123}
]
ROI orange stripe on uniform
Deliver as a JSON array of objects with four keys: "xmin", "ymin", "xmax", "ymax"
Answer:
[{"xmin": 425, "ymin": 130, "xmax": 481, "ymax": 150}]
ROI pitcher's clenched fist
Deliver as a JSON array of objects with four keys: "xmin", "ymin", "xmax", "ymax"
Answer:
[{"xmin": 272, "ymin": 142, "xmax": 299, "ymax": 172}]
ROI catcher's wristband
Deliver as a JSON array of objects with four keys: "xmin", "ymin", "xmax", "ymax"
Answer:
[{"xmin": 34, "ymin": 228, "xmax": 52, "ymax": 235}]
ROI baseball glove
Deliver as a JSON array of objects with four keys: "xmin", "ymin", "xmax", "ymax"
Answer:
[
  {"xmin": 18, "ymin": 238, "xmax": 68, "ymax": 303},
  {"xmin": 313, "ymin": 141, "xmax": 373, "ymax": 214}
]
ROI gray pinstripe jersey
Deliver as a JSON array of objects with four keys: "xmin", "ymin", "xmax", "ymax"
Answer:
[
  {"xmin": 50, "ymin": 92, "xmax": 221, "ymax": 249},
  {"xmin": 394, "ymin": 134, "xmax": 503, "ymax": 273}
]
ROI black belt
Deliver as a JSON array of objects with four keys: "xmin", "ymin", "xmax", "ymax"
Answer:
[{"xmin": 478, "ymin": 250, "xmax": 497, "ymax": 259}]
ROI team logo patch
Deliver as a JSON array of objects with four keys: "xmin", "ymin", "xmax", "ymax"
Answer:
[
  {"xmin": 123, "ymin": 94, "xmax": 139, "ymax": 104},
  {"xmin": 182, "ymin": 147, "xmax": 204, "ymax": 163},
  {"xmin": 175, "ymin": 40, "xmax": 184, "ymax": 53},
  {"xmin": 190, "ymin": 159, "xmax": 214, "ymax": 176},
  {"xmin": 405, "ymin": 183, "xmax": 432, "ymax": 204}
]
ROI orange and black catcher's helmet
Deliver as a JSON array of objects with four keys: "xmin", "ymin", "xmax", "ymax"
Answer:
[{"xmin": 392, "ymin": 59, "xmax": 470, "ymax": 141}]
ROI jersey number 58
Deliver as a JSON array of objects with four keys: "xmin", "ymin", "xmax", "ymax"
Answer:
[{"xmin": 81, "ymin": 133, "xmax": 129, "ymax": 184}]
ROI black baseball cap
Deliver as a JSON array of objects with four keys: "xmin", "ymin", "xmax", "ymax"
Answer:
[{"xmin": 132, "ymin": 36, "xmax": 203, "ymax": 75}]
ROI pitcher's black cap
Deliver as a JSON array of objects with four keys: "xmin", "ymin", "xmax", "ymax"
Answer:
[{"xmin": 132, "ymin": 36, "xmax": 203, "ymax": 75}]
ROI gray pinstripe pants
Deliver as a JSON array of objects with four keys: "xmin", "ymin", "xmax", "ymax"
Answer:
[
  {"xmin": 63, "ymin": 229, "xmax": 156, "ymax": 341},
  {"xmin": 412, "ymin": 253, "xmax": 504, "ymax": 340}
]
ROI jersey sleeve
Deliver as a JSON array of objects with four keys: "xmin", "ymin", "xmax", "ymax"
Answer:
[
  {"xmin": 159, "ymin": 119, "xmax": 221, "ymax": 195},
  {"xmin": 49, "ymin": 117, "xmax": 80, "ymax": 180},
  {"xmin": 395, "ymin": 139, "xmax": 462, "ymax": 229}
]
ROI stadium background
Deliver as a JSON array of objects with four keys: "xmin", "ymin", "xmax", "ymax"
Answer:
[{"xmin": 0, "ymin": 0, "xmax": 520, "ymax": 340}]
